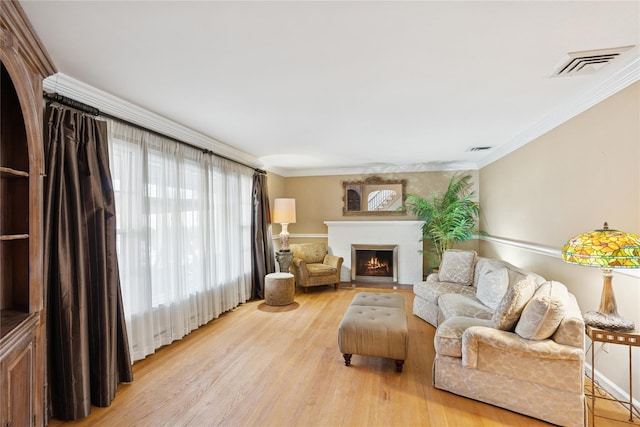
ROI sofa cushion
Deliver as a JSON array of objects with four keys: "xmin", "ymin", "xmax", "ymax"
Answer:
[
  {"xmin": 475, "ymin": 267, "xmax": 509, "ymax": 310},
  {"xmin": 438, "ymin": 293, "xmax": 494, "ymax": 321},
  {"xmin": 473, "ymin": 258, "xmax": 506, "ymax": 287},
  {"xmin": 438, "ymin": 249, "xmax": 477, "ymax": 285},
  {"xmin": 413, "ymin": 279, "xmax": 476, "ymax": 306},
  {"xmin": 435, "ymin": 316, "xmax": 493, "ymax": 357},
  {"xmin": 515, "ymin": 281, "xmax": 568, "ymax": 340},
  {"xmin": 552, "ymin": 293, "xmax": 586, "ymax": 348},
  {"xmin": 492, "ymin": 275, "xmax": 538, "ymax": 331}
]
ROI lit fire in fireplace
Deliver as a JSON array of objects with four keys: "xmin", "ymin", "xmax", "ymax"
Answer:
[
  {"xmin": 351, "ymin": 245, "xmax": 397, "ymax": 281},
  {"xmin": 366, "ymin": 256, "xmax": 389, "ymax": 273}
]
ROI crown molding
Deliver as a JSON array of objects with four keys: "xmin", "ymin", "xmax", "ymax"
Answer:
[
  {"xmin": 268, "ymin": 161, "xmax": 480, "ymax": 178},
  {"xmin": 476, "ymin": 56, "xmax": 640, "ymax": 169},
  {"xmin": 43, "ymin": 73, "xmax": 263, "ymax": 169}
]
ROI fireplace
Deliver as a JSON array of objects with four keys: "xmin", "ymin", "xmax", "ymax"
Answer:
[
  {"xmin": 325, "ymin": 221, "xmax": 422, "ymax": 285},
  {"xmin": 351, "ymin": 244, "xmax": 398, "ymax": 283}
]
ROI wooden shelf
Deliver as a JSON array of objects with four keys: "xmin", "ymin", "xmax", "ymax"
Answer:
[
  {"xmin": 0, "ymin": 166, "xmax": 29, "ymax": 178},
  {"xmin": 0, "ymin": 309, "xmax": 29, "ymax": 340},
  {"xmin": 1, "ymin": 2, "xmax": 53, "ymax": 425},
  {"xmin": 0, "ymin": 234, "xmax": 29, "ymax": 241}
]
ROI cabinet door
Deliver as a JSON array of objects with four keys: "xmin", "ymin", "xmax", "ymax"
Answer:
[{"xmin": 0, "ymin": 327, "xmax": 35, "ymax": 427}]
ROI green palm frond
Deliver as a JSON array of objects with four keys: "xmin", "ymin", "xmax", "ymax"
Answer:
[{"xmin": 405, "ymin": 173, "xmax": 480, "ymax": 266}]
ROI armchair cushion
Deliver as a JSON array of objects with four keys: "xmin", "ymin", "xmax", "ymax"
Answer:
[{"xmin": 307, "ymin": 263, "xmax": 336, "ymax": 277}]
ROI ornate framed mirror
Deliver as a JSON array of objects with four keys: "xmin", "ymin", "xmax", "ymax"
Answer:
[{"xmin": 343, "ymin": 176, "xmax": 406, "ymax": 216}]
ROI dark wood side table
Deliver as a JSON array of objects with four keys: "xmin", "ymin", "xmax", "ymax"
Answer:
[{"xmin": 586, "ymin": 326, "xmax": 640, "ymax": 425}]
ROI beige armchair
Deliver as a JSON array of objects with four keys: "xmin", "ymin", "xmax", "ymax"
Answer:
[{"xmin": 289, "ymin": 243, "xmax": 343, "ymax": 293}]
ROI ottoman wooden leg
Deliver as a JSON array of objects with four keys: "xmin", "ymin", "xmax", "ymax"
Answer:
[
  {"xmin": 394, "ymin": 360, "xmax": 404, "ymax": 373},
  {"xmin": 343, "ymin": 354, "xmax": 352, "ymax": 367}
]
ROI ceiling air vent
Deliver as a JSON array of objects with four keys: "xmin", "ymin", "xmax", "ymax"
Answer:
[
  {"xmin": 467, "ymin": 146, "xmax": 492, "ymax": 152},
  {"xmin": 551, "ymin": 45, "xmax": 634, "ymax": 77}
]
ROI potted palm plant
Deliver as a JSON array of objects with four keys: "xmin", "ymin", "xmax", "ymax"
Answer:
[{"xmin": 405, "ymin": 173, "xmax": 480, "ymax": 269}]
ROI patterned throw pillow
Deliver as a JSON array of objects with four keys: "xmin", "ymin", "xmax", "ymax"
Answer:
[
  {"xmin": 515, "ymin": 281, "xmax": 568, "ymax": 340},
  {"xmin": 438, "ymin": 250, "xmax": 477, "ymax": 285},
  {"xmin": 491, "ymin": 275, "xmax": 538, "ymax": 331},
  {"xmin": 475, "ymin": 267, "xmax": 509, "ymax": 310}
]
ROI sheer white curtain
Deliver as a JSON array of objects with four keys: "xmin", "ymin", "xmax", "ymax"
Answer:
[{"xmin": 106, "ymin": 120, "xmax": 253, "ymax": 362}]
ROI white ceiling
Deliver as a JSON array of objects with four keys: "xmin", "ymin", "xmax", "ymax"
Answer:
[{"xmin": 20, "ymin": 1, "xmax": 640, "ymax": 176}]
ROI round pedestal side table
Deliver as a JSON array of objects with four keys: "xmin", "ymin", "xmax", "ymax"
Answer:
[{"xmin": 265, "ymin": 272, "xmax": 295, "ymax": 306}]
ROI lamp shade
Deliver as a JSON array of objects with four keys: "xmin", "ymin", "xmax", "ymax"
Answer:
[
  {"xmin": 272, "ymin": 198, "xmax": 296, "ymax": 224},
  {"xmin": 561, "ymin": 222, "xmax": 640, "ymax": 268}
]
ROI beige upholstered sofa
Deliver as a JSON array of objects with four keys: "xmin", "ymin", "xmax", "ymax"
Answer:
[
  {"xmin": 414, "ymin": 250, "xmax": 586, "ymax": 427},
  {"xmin": 289, "ymin": 243, "xmax": 344, "ymax": 293}
]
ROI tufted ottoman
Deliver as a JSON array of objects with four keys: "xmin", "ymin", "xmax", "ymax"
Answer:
[
  {"xmin": 338, "ymin": 292, "xmax": 408, "ymax": 372},
  {"xmin": 349, "ymin": 291, "xmax": 406, "ymax": 309},
  {"xmin": 264, "ymin": 272, "xmax": 295, "ymax": 306}
]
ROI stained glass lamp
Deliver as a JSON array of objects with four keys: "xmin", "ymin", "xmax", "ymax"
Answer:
[{"xmin": 562, "ymin": 222, "xmax": 640, "ymax": 331}]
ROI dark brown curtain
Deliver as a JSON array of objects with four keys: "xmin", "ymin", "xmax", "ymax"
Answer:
[
  {"xmin": 43, "ymin": 106, "xmax": 133, "ymax": 421},
  {"xmin": 251, "ymin": 172, "xmax": 275, "ymax": 299}
]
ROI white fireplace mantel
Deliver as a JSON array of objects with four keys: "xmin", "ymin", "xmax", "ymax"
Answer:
[{"xmin": 324, "ymin": 221, "xmax": 423, "ymax": 285}]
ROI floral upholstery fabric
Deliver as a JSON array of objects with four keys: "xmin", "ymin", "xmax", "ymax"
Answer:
[
  {"xmin": 515, "ymin": 281, "xmax": 568, "ymax": 340},
  {"xmin": 472, "ymin": 258, "xmax": 506, "ymax": 287},
  {"xmin": 552, "ymin": 293, "xmax": 585, "ymax": 348},
  {"xmin": 435, "ymin": 317, "xmax": 492, "ymax": 358},
  {"xmin": 412, "ymin": 278, "xmax": 477, "ymax": 327},
  {"xmin": 416, "ymin": 254, "xmax": 586, "ymax": 427},
  {"xmin": 434, "ymin": 354, "xmax": 585, "ymax": 427},
  {"xmin": 290, "ymin": 243, "xmax": 327, "ymax": 264},
  {"xmin": 462, "ymin": 326, "xmax": 583, "ymax": 386},
  {"xmin": 438, "ymin": 249, "xmax": 477, "ymax": 285},
  {"xmin": 491, "ymin": 274, "xmax": 538, "ymax": 331},
  {"xmin": 288, "ymin": 243, "xmax": 343, "ymax": 290},
  {"xmin": 438, "ymin": 293, "xmax": 493, "ymax": 321},
  {"xmin": 412, "ymin": 292, "xmax": 438, "ymax": 326},
  {"xmin": 475, "ymin": 267, "xmax": 509, "ymax": 310},
  {"xmin": 414, "ymin": 278, "xmax": 476, "ymax": 305},
  {"xmin": 306, "ymin": 263, "xmax": 337, "ymax": 277}
]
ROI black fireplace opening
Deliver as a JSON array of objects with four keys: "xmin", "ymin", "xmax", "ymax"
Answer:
[
  {"xmin": 351, "ymin": 244, "xmax": 398, "ymax": 283},
  {"xmin": 356, "ymin": 250, "xmax": 393, "ymax": 277}
]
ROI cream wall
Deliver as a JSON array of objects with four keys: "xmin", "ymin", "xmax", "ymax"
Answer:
[
  {"xmin": 479, "ymin": 82, "xmax": 640, "ymax": 402},
  {"xmin": 266, "ymin": 170, "xmax": 480, "ymax": 269}
]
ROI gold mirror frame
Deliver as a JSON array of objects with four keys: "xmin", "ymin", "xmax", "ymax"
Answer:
[{"xmin": 343, "ymin": 177, "xmax": 407, "ymax": 216}]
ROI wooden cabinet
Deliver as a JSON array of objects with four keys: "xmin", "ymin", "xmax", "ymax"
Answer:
[{"xmin": 1, "ymin": 1, "xmax": 55, "ymax": 425}]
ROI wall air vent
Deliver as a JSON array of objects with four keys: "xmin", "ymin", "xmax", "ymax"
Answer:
[
  {"xmin": 467, "ymin": 146, "xmax": 492, "ymax": 152},
  {"xmin": 551, "ymin": 45, "xmax": 634, "ymax": 77}
]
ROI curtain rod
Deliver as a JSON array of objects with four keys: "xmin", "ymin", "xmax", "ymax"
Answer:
[{"xmin": 43, "ymin": 91, "xmax": 267, "ymax": 175}]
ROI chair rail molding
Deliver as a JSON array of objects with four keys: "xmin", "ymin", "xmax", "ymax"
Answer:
[
  {"xmin": 479, "ymin": 234, "xmax": 640, "ymax": 278},
  {"xmin": 272, "ymin": 233, "xmax": 327, "ymax": 240}
]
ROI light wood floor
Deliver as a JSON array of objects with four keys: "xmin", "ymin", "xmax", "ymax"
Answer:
[{"xmin": 49, "ymin": 286, "xmax": 635, "ymax": 427}]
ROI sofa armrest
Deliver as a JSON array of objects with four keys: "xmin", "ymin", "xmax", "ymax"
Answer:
[
  {"xmin": 462, "ymin": 326, "xmax": 584, "ymax": 369},
  {"xmin": 291, "ymin": 258, "xmax": 309, "ymax": 284},
  {"xmin": 323, "ymin": 254, "xmax": 343, "ymax": 270}
]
